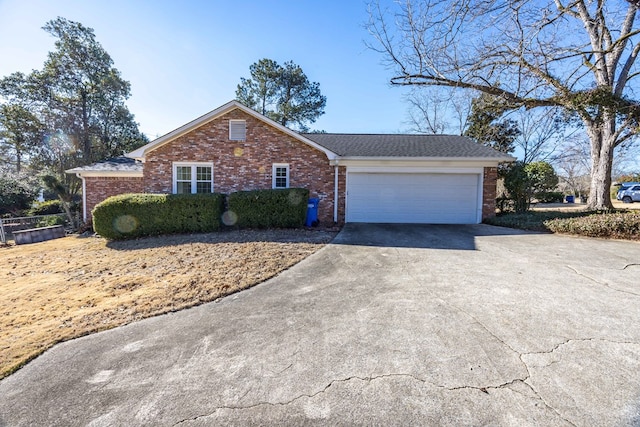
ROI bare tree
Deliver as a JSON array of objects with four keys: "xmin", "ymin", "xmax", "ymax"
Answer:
[
  {"xmin": 554, "ymin": 136, "xmax": 592, "ymax": 198},
  {"xmin": 367, "ymin": 0, "xmax": 640, "ymax": 209},
  {"xmin": 510, "ymin": 108, "xmax": 566, "ymax": 163},
  {"xmin": 612, "ymin": 142, "xmax": 640, "ymax": 176},
  {"xmin": 404, "ymin": 88, "xmax": 471, "ymax": 134}
]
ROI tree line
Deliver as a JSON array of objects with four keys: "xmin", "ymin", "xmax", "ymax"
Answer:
[{"xmin": 0, "ymin": 17, "xmax": 148, "ymax": 216}]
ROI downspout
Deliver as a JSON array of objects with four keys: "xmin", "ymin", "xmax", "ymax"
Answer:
[
  {"xmin": 76, "ymin": 174, "xmax": 87, "ymax": 222},
  {"xmin": 333, "ymin": 161, "xmax": 339, "ymax": 223}
]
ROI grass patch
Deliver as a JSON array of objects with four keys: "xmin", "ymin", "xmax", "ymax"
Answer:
[
  {"xmin": 0, "ymin": 229, "xmax": 337, "ymax": 379},
  {"xmin": 485, "ymin": 210, "xmax": 640, "ymax": 240}
]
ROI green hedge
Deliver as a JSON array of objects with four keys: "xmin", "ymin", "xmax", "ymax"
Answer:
[
  {"xmin": 544, "ymin": 211, "xmax": 640, "ymax": 240},
  {"xmin": 226, "ymin": 188, "xmax": 309, "ymax": 229},
  {"xmin": 29, "ymin": 200, "xmax": 63, "ymax": 216},
  {"xmin": 535, "ymin": 191, "xmax": 564, "ymax": 203},
  {"xmin": 93, "ymin": 193, "xmax": 225, "ymax": 240}
]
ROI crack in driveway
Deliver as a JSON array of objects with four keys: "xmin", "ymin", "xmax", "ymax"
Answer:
[
  {"xmin": 171, "ymin": 373, "xmax": 425, "ymax": 425},
  {"xmin": 171, "ymin": 372, "xmax": 581, "ymax": 426},
  {"xmin": 523, "ymin": 337, "xmax": 640, "ymax": 357},
  {"xmin": 565, "ymin": 265, "xmax": 640, "ymax": 297}
]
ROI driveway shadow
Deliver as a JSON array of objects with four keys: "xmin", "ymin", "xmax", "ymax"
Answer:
[{"xmin": 332, "ymin": 223, "xmax": 538, "ymax": 250}]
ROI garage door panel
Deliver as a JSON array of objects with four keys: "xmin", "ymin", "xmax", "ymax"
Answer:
[{"xmin": 346, "ymin": 173, "xmax": 479, "ymax": 224}]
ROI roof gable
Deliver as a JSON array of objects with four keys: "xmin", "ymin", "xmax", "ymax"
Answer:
[{"xmin": 127, "ymin": 100, "xmax": 338, "ymax": 160}]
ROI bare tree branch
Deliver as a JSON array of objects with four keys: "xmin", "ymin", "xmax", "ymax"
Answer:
[{"xmin": 366, "ymin": 0, "xmax": 640, "ymax": 210}]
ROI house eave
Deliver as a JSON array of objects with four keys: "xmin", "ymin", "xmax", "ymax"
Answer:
[
  {"xmin": 331, "ymin": 156, "xmax": 514, "ymax": 167},
  {"xmin": 65, "ymin": 169, "xmax": 144, "ymax": 178}
]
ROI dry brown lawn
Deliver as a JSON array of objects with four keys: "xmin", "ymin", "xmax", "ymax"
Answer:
[{"xmin": 0, "ymin": 229, "xmax": 337, "ymax": 379}]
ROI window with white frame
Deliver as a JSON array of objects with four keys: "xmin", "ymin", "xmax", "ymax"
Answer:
[
  {"xmin": 229, "ymin": 120, "xmax": 246, "ymax": 141},
  {"xmin": 173, "ymin": 163, "xmax": 213, "ymax": 194},
  {"xmin": 272, "ymin": 163, "xmax": 290, "ymax": 189}
]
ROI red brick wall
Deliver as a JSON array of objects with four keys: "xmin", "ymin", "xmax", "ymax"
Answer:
[
  {"xmin": 143, "ymin": 109, "xmax": 341, "ymax": 224},
  {"xmin": 482, "ymin": 167, "xmax": 498, "ymax": 220},
  {"xmin": 84, "ymin": 176, "xmax": 144, "ymax": 220},
  {"xmin": 337, "ymin": 166, "xmax": 346, "ymax": 223}
]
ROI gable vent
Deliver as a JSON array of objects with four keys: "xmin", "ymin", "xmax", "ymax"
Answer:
[{"xmin": 229, "ymin": 120, "xmax": 246, "ymax": 141}]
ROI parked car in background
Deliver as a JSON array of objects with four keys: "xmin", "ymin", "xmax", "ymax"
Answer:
[
  {"xmin": 615, "ymin": 182, "xmax": 639, "ymax": 199},
  {"xmin": 617, "ymin": 183, "xmax": 640, "ymax": 203}
]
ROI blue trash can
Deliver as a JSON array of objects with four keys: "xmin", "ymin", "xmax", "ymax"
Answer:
[
  {"xmin": 566, "ymin": 195, "xmax": 575, "ymax": 203},
  {"xmin": 305, "ymin": 198, "xmax": 319, "ymax": 227}
]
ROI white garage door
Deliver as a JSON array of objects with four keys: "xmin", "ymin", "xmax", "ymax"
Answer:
[{"xmin": 346, "ymin": 173, "xmax": 480, "ymax": 224}]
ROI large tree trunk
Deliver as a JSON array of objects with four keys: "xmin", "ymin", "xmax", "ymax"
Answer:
[
  {"xmin": 585, "ymin": 116, "xmax": 615, "ymax": 210},
  {"xmin": 15, "ymin": 146, "xmax": 21, "ymax": 174}
]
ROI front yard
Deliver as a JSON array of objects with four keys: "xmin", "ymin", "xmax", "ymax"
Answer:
[{"xmin": 0, "ymin": 229, "xmax": 337, "ymax": 379}]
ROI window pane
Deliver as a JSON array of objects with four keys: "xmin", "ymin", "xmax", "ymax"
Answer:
[
  {"xmin": 196, "ymin": 182, "xmax": 211, "ymax": 193},
  {"xmin": 176, "ymin": 166, "xmax": 191, "ymax": 181},
  {"xmin": 176, "ymin": 181, "xmax": 191, "ymax": 194},
  {"xmin": 273, "ymin": 166, "xmax": 288, "ymax": 188},
  {"xmin": 196, "ymin": 166, "xmax": 212, "ymax": 181}
]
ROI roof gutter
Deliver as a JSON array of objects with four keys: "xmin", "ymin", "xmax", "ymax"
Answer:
[
  {"xmin": 64, "ymin": 169, "xmax": 144, "ymax": 178},
  {"xmin": 335, "ymin": 155, "xmax": 516, "ymax": 163}
]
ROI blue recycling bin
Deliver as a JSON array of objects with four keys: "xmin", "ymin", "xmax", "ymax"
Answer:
[
  {"xmin": 566, "ymin": 195, "xmax": 575, "ymax": 203},
  {"xmin": 305, "ymin": 198, "xmax": 319, "ymax": 227}
]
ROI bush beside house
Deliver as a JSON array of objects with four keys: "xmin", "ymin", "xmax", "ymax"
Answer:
[
  {"xmin": 226, "ymin": 188, "xmax": 309, "ymax": 229},
  {"xmin": 93, "ymin": 193, "xmax": 225, "ymax": 240},
  {"xmin": 93, "ymin": 188, "xmax": 309, "ymax": 240}
]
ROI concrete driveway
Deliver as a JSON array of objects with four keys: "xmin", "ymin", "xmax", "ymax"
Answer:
[{"xmin": 1, "ymin": 224, "xmax": 640, "ymax": 426}]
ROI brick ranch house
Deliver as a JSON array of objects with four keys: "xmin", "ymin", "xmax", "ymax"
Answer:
[{"xmin": 67, "ymin": 100, "xmax": 514, "ymax": 225}]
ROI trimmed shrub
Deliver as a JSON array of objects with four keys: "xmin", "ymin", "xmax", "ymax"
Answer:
[
  {"xmin": 226, "ymin": 188, "xmax": 309, "ymax": 229},
  {"xmin": 29, "ymin": 200, "xmax": 63, "ymax": 216},
  {"xmin": 486, "ymin": 210, "xmax": 640, "ymax": 240},
  {"xmin": 544, "ymin": 211, "xmax": 640, "ymax": 240},
  {"xmin": 93, "ymin": 193, "xmax": 225, "ymax": 240},
  {"xmin": 484, "ymin": 211, "xmax": 580, "ymax": 231},
  {"xmin": 535, "ymin": 191, "xmax": 564, "ymax": 203}
]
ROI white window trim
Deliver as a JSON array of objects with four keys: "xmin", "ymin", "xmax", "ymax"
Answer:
[
  {"xmin": 172, "ymin": 162, "xmax": 214, "ymax": 194},
  {"xmin": 272, "ymin": 163, "xmax": 290, "ymax": 189},
  {"xmin": 229, "ymin": 119, "xmax": 246, "ymax": 141}
]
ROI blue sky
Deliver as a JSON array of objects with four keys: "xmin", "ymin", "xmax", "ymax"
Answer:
[{"xmin": 0, "ymin": 0, "xmax": 412, "ymax": 139}]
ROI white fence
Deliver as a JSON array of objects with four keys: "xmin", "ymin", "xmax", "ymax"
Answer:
[{"xmin": 0, "ymin": 214, "xmax": 68, "ymax": 244}]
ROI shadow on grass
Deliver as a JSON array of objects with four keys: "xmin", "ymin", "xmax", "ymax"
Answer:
[{"xmin": 102, "ymin": 228, "xmax": 340, "ymax": 251}]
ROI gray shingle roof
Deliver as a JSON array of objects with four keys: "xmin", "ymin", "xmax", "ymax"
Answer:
[
  {"xmin": 303, "ymin": 133, "xmax": 509, "ymax": 158},
  {"xmin": 68, "ymin": 135, "xmax": 510, "ymax": 175},
  {"xmin": 66, "ymin": 156, "xmax": 143, "ymax": 173}
]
